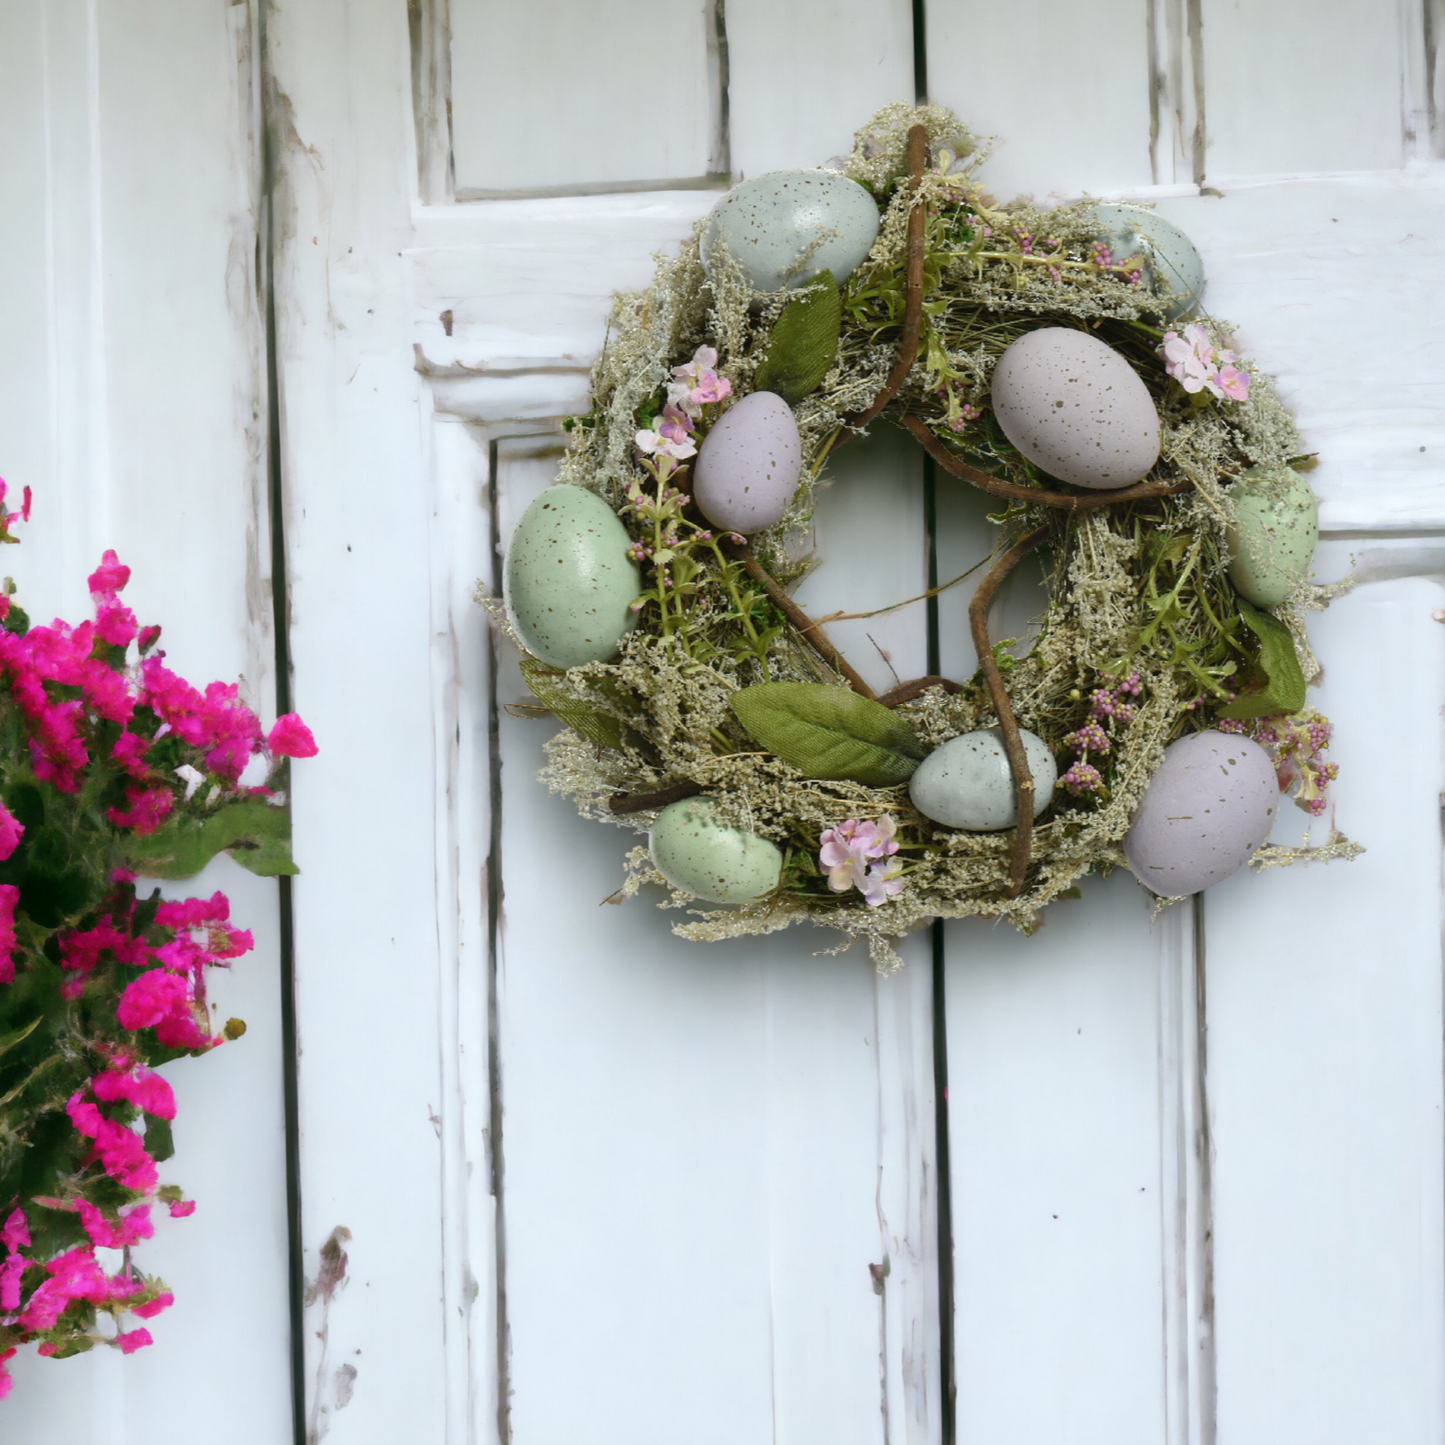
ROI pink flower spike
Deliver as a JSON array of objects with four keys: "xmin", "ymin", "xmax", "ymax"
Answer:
[
  {"xmin": 0, "ymin": 884, "xmax": 19, "ymax": 984},
  {"xmin": 88, "ymin": 550, "xmax": 131, "ymax": 599},
  {"xmin": 21, "ymin": 487, "xmax": 31, "ymax": 522},
  {"xmin": 267, "ymin": 713, "xmax": 318, "ymax": 759}
]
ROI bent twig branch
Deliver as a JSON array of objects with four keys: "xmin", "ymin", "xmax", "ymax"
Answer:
[{"xmin": 969, "ymin": 525, "xmax": 1052, "ymax": 897}]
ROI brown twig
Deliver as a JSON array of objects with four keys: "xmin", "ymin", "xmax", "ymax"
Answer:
[
  {"xmin": 969, "ymin": 525, "xmax": 1052, "ymax": 897},
  {"xmin": 902, "ymin": 414, "xmax": 1191, "ymax": 511},
  {"xmin": 724, "ymin": 539, "xmax": 877, "ymax": 699},
  {"xmin": 875, "ymin": 675, "xmax": 963, "ymax": 708},
  {"xmin": 609, "ymin": 780, "xmax": 705, "ymax": 816},
  {"xmin": 842, "ymin": 123, "xmax": 929, "ymax": 435}
]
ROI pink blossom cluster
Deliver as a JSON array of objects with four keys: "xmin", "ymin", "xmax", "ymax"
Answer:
[
  {"xmin": 1061, "ymin": 673, "xmax": 1144, "ymax": 798},
  {"xmin": 1159, "ymin": 323, "xmax": 1250, "ymax": 402},
  {"xmin": 635, "ymin": 346, "xmax": 733, "ymax": 461},
  {"xmin": 819, "ymin": 816, "xmax": 906, "ymax": 906},
  {"xmin": 0, "ymin": 538, "xmax": 315, "ymax": 1399},
  {"xmin": 1217, "ymin": 708, "xmax": 1339, "ymax": 816}
]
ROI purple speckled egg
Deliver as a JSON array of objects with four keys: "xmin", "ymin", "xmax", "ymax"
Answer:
[
  {"xmin": 693, "ymin": 392, "xmax": 802, "ymax": 535},
  {"xmin": 1124, "ymin": 730, "xmax": 1278, "ymax": 897},
  {"xmin": 990, "ymin": 328, "xmax": 1161, "ymax": 489}
]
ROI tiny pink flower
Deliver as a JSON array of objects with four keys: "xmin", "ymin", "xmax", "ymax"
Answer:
[
  {"xmin": 0, "ymin": 802, "xmax": 24, "ymax": 862},
  {"xmin": 267, "ymin": 713, "xmax": 318, "ymax": 759},
  {"xmin": 113, "ymin": 1328, "xmax": 153, "ymax": 1355}
]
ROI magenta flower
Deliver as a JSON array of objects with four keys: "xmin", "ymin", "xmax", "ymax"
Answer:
[
  {"xmin": 268, "ymin": 713, "xmax": 318, "ymax": 759},
  {"xmin": 1061, "ymin": 761, "xmax": 1104, "ymax": 796}
]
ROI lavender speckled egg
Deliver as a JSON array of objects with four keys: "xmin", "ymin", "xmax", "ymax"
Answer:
[
  {"xmin": 701, "ymin": 169, "xmax": 880, "ymax": 292},
  {"xmin": 649, "ymin": 796, "xmax": 783, "ymax": 904},
  {"xmin": 1092, "ymin": 203, "xmax": 1205, "ymax": 320},
  {"xmin": 991, "ymin": 328, "xmax": 1162, "ymax": 489},
  {"xmin": 908, "ymin": 728, "xmax": 1057, "ymax": 831},
  {"xmin": 502, "ymin": 485, "xmax": 640, "ymax": 670},
  {"xmin": 1225, "ymin": 466, "xmax": 1319, "ymax": 607},
  {"xmin": 1124, "ymin": 731, "xmax": 1278, "ymax": 897},
  {"xmin": 693, "ymin": 392, "xmax": 802, "ymax": 534}
]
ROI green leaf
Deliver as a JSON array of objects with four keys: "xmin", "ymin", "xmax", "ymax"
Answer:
[
  {"xmin": 121, "ymin": 797, "xmax": 298, "ymax": 879},
  {"xmin": 730, "ymin": 682, "xmax": 926, "ymax": 786},
  {"xmin": 752, "ymin": 270, "xmax": 842, "ymax": 404},
  {"xmin": 1217, "ymin": 600, "xmax": 1306, "ymax": 719},
  {"xmin": 519, "ymin": 658, "xmax": 640, "ymax": 751},
  {"xmin": 144, "ymin": 1114, "xmax": 175, "ymax": 1163}
]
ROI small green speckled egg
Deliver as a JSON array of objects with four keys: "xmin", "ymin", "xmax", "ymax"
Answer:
[
  {"xmin": 503, "ymin": 485, "xmax": 641, "ymax": 670},
  {"xmin": 648, "ymin": 797, "xmax": 783, "ymax": 905},
  {"xmin": 1225, "ymin": 467, "xmax": 1318, "ymax": 607},
  {"xmin": 1091, "ymin": 203, "xmax": 1205, "ymax": 320}
]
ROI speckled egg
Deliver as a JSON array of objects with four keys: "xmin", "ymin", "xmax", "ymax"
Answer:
[
  {"xmin": 1092, "ymin": 203, "xmax": 1205, "ymax": 320},
  {"xmin": 1225, "ymin": 467, "xmax": 1319, "ymax": 607},
  {"xmin": 701, "ymin": 170, "xmax": 880, "ymax": 292},
  {"xmin": 1124, "ymin": 731, "xmax": 1278, "ymax": 897},
  {"xmin": 693, "ymin": 392, "xmax": 802, "ymax": 534},
  {"xmin": 990, "ymin": 328, "xmax": 1161, "ymax": 490},
  {"xmin": 648, "ymin": 796, "xmax": 784, "ymax": 904},
  {"xmin": 502, "ymin": 485, "xmax": 641, "ymax": 670},
  {"xmin": 909, "ymin": 728, "xmax": 1057, "ymax": 831}
]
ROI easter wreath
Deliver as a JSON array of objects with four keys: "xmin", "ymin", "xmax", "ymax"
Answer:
[
  {"xmin": 493, "ymin": 103, "xmax": 1357, "ymax": 969},
  {"xmin": 0, "ymin": 503, "xmax": 316, "ymax": 1399}
]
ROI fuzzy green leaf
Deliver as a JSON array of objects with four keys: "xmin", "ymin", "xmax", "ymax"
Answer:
[
  {"xmin": 121, "ymin": 797, "xmax": 298, "ymax": 879},
  {"xmin": 1217, "ymin": 600, "xmax": 1306, "ymax": 719},
  {"xmin": 731, "ymin": 682, "xmax": 926, "ymax": 786},
  {"xmin": 519, "ymin": 658, "xmax": 641, "ymax": 751},
  {"xmin": 752, "ymin": 270, "xmax": 842, "ymax": 404}
]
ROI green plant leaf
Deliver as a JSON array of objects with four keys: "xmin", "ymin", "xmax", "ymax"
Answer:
[
  {"xmin": 1217, "ymin": 600, "xmax": 1306, "ymax": 719},
  {"xmin": 121, "ymin": 797, "xmax": 297, "ymax": 879},
  {"xmin": 519, "ymin": 657, "xmax": 641, "ymax": 751},
  {"xmin": 730, "ymin": 682, "xmax": 926, "ymax": 786},
  {"xmin": 144, "ymin": 1114, "xmax": 175, "ymax": 1163},
  {"xmin": 752, "ymin": 270, "xmax": 842, "ymax": 404}
]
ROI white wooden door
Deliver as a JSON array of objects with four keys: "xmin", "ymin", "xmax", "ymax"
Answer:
[{"xmin": 6, "ymin": 2, "xmax": 1445, "ymax": 1442}]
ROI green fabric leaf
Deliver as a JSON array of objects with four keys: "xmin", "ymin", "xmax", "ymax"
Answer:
[
  {"xmin": 520, "ymin": 657, "xmax": 639, "ymax": 751},
  {"xmin": 121, "ymin": 797, "xmax": 297, "ymax": 879},
  {"xmin": 752, "ymin": 270, "xmax": 842, "ymax": 404},
  {"xmin": 1217, "ymin": 600, "xmax": 1306, "ymax": 719},
  {"xmin": 731, "ymin": 682, "xmax": 925, "ymax": 786}
]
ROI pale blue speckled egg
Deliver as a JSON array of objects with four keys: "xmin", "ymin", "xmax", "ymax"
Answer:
[
  {"xmin": 1124, "ymin": 731, "xmax": 1277, "ymax": 897},
  {"xmin": 909, "ymin": 728, "xmax": 1057, "ymax": 831},
  {"xmin": 1092, "ymin": 203, "xmax": 1205, "ymax": 320},
  {"xmin": 701, "ymin": 170, "xmax": 880, "ymax": 292},
  {"xmin": 693, "ymin": 392, "xmax": 802, "ymax": 534},
  {"xmin": 503, "ymin": 485, "xmax": 640, "ymax": 670},
  {"xmin": 649, "ymin": 796, "xmax": 783, "ymax": 904}
]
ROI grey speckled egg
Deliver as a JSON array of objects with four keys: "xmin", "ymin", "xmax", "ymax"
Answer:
[
  {"xmin": 693, "ymin": 392, "xmax": 802, "ymax": 534},
  {"xmin": 909, "ymin": 728, "xmax": 1057, "ymax": 831},
  {"xmin": 1124, "ymin": 731, "xmax": 1277, "ymax": 897},
  {"xmin": 701, "ymin": 169, "xmax": 880, "ymax": 292},
  {"xmin": 649, "ymin": 796, "xmax": 783, "ymax": 904},
  {"xmin": 991, "ymin": 328, "xmax": 1161, "ymax": 490},
  {"xmin": 1092, "ymin": 203, "xmax": 1205, "ymax": 320},
  {"xmin": 503, "ymin": 485, "xmax": 640, "ymax": 670},
  {"xmin": 1225, "ymin": 467, "xmax": 1319, "ymax": 607}
]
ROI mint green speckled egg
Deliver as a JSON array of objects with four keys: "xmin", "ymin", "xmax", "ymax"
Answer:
[
  {"xmin": 503, "ymin": 485, "xmax": 641, "ymax": 670},
  {"xmin": 1225, "ymin": 467, "xmax": 1318, "ymax": 607},
  {"xmin": 648, "ymin": 797, "xmax": 783, "ymax": 904}
]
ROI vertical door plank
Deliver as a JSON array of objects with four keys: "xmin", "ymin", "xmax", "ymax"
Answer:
[
  {"xmin": 449, "ymin": 0, "xmax": 717, "ymax": 194},
  {"xmin": 267, "ymin": 1, "xmax": 468, "ymax": 1439},
  {"xmin": 724, "ymin": 0, "xmax": 915, "ymax": 178},
  {"xmin": 1204, "ymin": 548, "xmax": 1445, "ymax": 1445},
  {"xmin": 927, "ymin": 3, "xmax": 1155, "ymax": 201},
  {"xmin": 0, "ymin": 1, "xmax": 290, "ymax": 1437},
  {"xmin": 1198, "ymin": 0, "xmax": 1412, "ymax": 179}
]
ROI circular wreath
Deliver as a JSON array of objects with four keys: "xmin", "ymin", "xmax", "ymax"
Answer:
[
  {"xmin": 494, "ymin": 104, "xmax": 1356, "ymax": 969},
  {"xmin": 0, "ymin": 509, "xmax": 316, "ymax": 1397}
]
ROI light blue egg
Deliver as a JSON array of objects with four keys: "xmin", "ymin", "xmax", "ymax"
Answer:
[
  {"xmin": 701, "ymin": 170, "xmax": 880, "ymax": 292},
  {"xmin": 503, "ymin": 485, "xmax": 640, "ymax": 670},
  {"xmin": 909, "ymin": 728, "xmax": 1057, "ymax": 831},
  {"xmin": 648, "ymin": 796, "xmax": 783, "ymax": 904},
  {"xmin": 1092, "ymin": 203, "xmax": 1205, "ymax": 320}
]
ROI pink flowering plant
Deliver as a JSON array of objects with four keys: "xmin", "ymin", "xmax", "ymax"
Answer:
[
  {"xmin": 818, "ymin": 816, "xmax": 907, "ymax": 907},
  {"xmin": 1159, "ymin": 323, "xmax": 1250, "ymax": 403},
  {"xmin": 0, "ymin": 497, "xmax": 315, "ymax": 1399}
]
